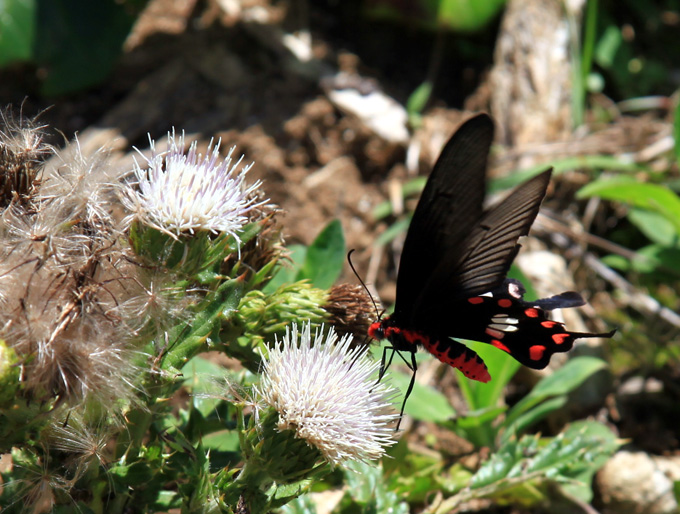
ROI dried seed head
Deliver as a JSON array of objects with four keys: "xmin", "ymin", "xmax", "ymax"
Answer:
[
  {"xmin": 0, "ymin": 138, "xmax": 145, "ymax": 407},
  {"xmin": 0, "ymin": 108, "xmax": 51, "ymax": 207}
]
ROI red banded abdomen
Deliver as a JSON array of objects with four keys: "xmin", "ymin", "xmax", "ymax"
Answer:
[{"xmin": 368, "ymin": 319, "xmax": 491, "ymax": 383}]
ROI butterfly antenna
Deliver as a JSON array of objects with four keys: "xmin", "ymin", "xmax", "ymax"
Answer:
[{"xmin": 347, "ymin": 249, "xmax": 382, "ymax": 319}]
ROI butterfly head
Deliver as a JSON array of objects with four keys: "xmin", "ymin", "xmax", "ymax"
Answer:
[{"xmin": 368, "ymin": 320, "xmax": 385, "ymax": 341}]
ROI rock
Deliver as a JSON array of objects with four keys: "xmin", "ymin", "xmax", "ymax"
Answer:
[{"xmin": 596, "ymin": 450, "xmax": 680, "ymax": 514}]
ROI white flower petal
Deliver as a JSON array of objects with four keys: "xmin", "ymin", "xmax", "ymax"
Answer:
[
  {"xmin": 124, "ymin": 130, "xmax": 266, "ymax": 245},
  {"xmin": 257, "ymin": 323, "xmax": 399, "ymax": 466}
]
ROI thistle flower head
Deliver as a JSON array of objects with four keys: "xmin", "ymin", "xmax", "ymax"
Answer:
[
  {"xmin": 256, "ymin": 322, "xmax": 398, "ymax": 466},
  {"xmin": 124, "ymin": 130, "xmax": 266, "ymax": 247}
]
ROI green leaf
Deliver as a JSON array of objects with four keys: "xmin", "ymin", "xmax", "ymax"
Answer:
[
  {"xmin": 365, "ymin": 0, "xmax": 504, "ymax": 33},
  {"xmin": 489, "ymin": 155, "xmax": 642, "ymax": 193},
  {"xmin": 264, "ymin": 244, "xmax": 306, "ymax": 293},
  {"xmin": 457, "ymin": 341, "xmax": 520, "ymax": 412},
  {"xmin": 109, "ymin": 461, "xmax": 154, "ymax": 486},
  {"xmin": 469, "ymin": 438, "xmax": 525, "ymax": 489},
  {"xmin": 163, "ymin": 277, "xmax": 245, "ymax": 370},
  {"xmin": 601, "ymin": 253, "xmax": 631, "ymax": 271},
  {"xmin": 628, "ymin": 208, "xmax": 678, "ymax": 246},
  {"xmin": 437, "ymin": 0, "xmax": 506, "ymax": 32},
  {"xmin": 34, "ymin": 0, "xmax": 144, "ymax": 95},
  {"xmin": 343, "ymin": 461, "xmax": 409, "ymax": 513},
  {"xmin": 0, "ymin": 0, "xmax": 35, "ymax": 67},
  {"xmin": 501, "ymin": 396, "xmax": 568, "ymax": 444},
  {"xmin": 463, "ymin": 424, "xmax": 619, "ymax": 506},
  {"xmin": 407, "ymin": 81, "xmax": 433, "ymax": 128},
  {"xmin": 558, "ymin": 421, "xmax": 621, "ymax": 502},
  {"xmin": 674, "ymin": 93, "xmax": 680, "ymax": 167},
  {"xmin": 503, "ymin": 357, "xmax": 607, "ymax": 430},
  {"xmin": 297, "ymin": 219, "xmax": 345, "ymax": 289},
  {"xmin": 577, "ymin": 178, "xmax": 680, "ymax": 235},
  {"xmin": 388, "ymin": 367, "xmax": 456, "ymax": 422},
  {"xmin": 201, "ymin": 430, "xmax": 240, "ymax": 453},
  {"xmin": 630, "ymin": 244, "xmax": 680, "ymax": 275},
  {"xmin": 594, "ymin": 24, "xmax": 622, "ymax": 69}
]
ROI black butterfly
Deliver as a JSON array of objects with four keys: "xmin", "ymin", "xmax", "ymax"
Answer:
[{"xmin": 368, "ymin": 114, "xmax": 614, "ymax": 386}]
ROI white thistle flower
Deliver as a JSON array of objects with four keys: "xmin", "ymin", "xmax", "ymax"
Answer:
[
  {"xmin": 257, "ymin": 322, "xmax": 398, "ymax": 466},
  {"xmin": 125, "ymin": 130, "xmax": 265, "ymax": 244}
]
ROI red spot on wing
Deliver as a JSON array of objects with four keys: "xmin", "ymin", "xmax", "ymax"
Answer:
[
  {"xmin": 541, "ymin": 320, "xmax": 558, "ymax": 328},
  {"xmin": 529, "ymin": 345, "xmax": 546, "ymax": 361},
  {"xmin": 491, "ymin": 340, "xmax": 511, "ymax": 353},
  {"xmin": 498, "ymin": 299, "xmax": 512, "ymax": 308},
  {"xmin": 468, "ymin": 297, "xmax": 484, "ymax": 304},
  {"xmin": 552, "ymin": 333, "xmax": 570, "ymax": 345},
  {"xmin": 525, "ymin": 308, "xmax": 539, "ymax": 318}
]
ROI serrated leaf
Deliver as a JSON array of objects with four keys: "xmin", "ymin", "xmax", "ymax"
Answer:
[
  {"xmin": 469, "ymin": 445, "xmax": 517, "ymax": 489},
  {"xmin": 164, "ymin": 277, "xmax": 244, "ymax": 370},
  {"xmin": 343, "ymin": 461, "xmax": 409, "ymax": 513},
  {"xmin": 439, "ymin": 424, "xmax": 620, "ymax": 512},
  {"xmin": 109, "ymin": 461, "xmax": 154, "ymax": 485}
]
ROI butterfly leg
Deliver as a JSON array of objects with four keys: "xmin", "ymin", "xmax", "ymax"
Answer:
[
  {"xmin": 377, "ymin": 345, "xmax": 397, "ymax": 384},
  {"xmin": 395, "ymin": 351, "xmax": 418, "ymax": 431}
]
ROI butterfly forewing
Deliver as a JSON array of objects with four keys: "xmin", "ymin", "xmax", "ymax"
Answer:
[
  {"xmin": 394, "ymin": 114, "xmax": 493, "ymax": 322},
  {"xmin": 431, "ymin": 170, "xmax": 552, "ymax": 304}
]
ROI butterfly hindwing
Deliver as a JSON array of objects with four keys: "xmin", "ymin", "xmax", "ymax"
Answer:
[{"xmin": 457, "ymin": 279, "xmax": 615, "ymax": 369}]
